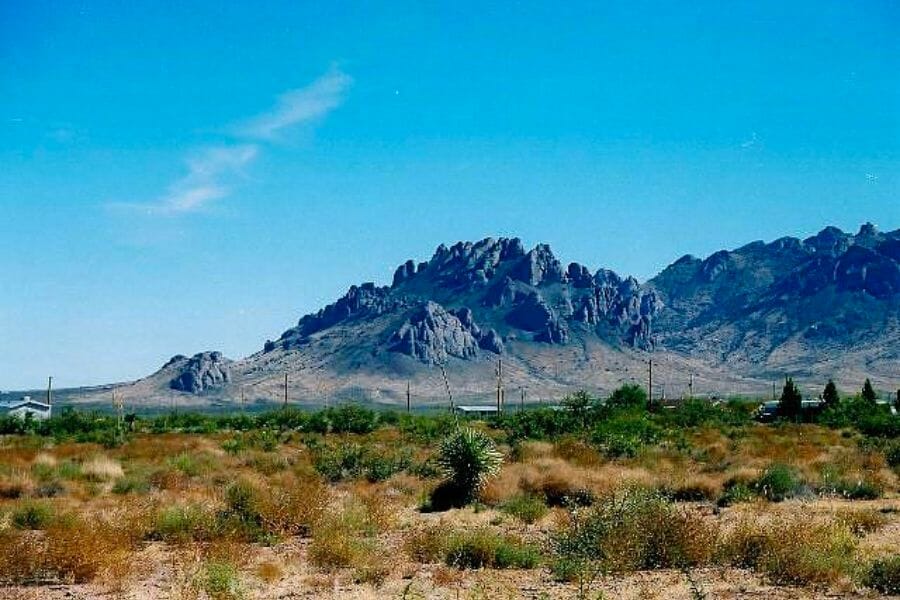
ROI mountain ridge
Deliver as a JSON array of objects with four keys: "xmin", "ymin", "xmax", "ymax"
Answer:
[{"xmin": 61, "ymin": 223, "xmax": 900, "ymax": 408}]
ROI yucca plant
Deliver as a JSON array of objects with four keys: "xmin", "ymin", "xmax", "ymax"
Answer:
[{"xmin": 436, "ymin": 428, "xmax": 503, "ymax": 505}]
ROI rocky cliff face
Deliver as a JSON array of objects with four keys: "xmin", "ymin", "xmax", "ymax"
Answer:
[
  {"xmin": 267, "ymin": 237, "xmax": 661, "ymax": 365},
  {"xmin": 166, "ymin": 352, "xmax": 232, "ymax": 393}
]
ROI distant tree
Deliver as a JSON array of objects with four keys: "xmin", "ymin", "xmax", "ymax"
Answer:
[
  {"xmin": 861, "ymin": 379, "xmax": 878, "ymax": 404},
  {"xmin": 822, "ymin": 380, "xmax": 840, "ymax": 408},
  {"xmin": 895, "ymin": 389, "xmax": 899, "ymax": 412},
  {"xmin": 606, "ymin": 384, "xmax": 648, "ymax": 411},
  {"xmin": 562, "ymin": 390, "xmax": 595, "ymax": 427},
  {"xmin": 778, "ymin": 377, "xmax": 803, "ymax": 420}
]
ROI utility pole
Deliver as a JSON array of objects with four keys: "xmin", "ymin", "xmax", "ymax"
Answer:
[
  {"xmin": 406, "ymin": 380, "xmax": 411, "ymax": 414},
  {"xmin": 47, "ymin": 376, "xmax": 53, "ymax": 406},
  {"xmin": 438, "ymin": 362, "xmax": 454, "ymax": 415},
  {"xmin": 647, "ymin": 359, "xmax": 653, "ymax": 408},
  {"xmin": 241, "ymin": 387, "xmax": 246, "ymax": 411},
  {"xmin": 283, "ymin": 372, "xmax": 288, "ymax": 409},
  {"xmin": 496, "ymin": 359, "xmax": 503, "ymax": 415},
  {"xmin": 689, "ymin": 372, "xmax": 694, "ymax": 399},
  {"xmin": 520, "ymin": 387, "xmax": 525, "ymax": 413}
]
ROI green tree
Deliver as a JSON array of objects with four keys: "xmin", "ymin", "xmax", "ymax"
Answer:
[
  {"xmin": 861, "ymin": 379, "xmax": 878, "ymax": 404},
  {"xmin": 778, "ymin": 377, "xmax": 802, "ymax": 420},
  {"xmin": 822, "ymin": 380, "xmax": 840, "ymax": 408},
  {"xmin": 606, "ymin": 384, "xmax": 648, "ymax": 411},
  {"xmin": 895, "ymin": 389, "xmax": 899, "ymax": 412}
]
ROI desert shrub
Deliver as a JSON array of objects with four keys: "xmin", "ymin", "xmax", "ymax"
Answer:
[
  {"xmin": 500, "ymin": 494, "xmax": 548, "ymax": 524},
  {"xmin": 721, "ymin": 516, "xmax": 857, "ymax": 586},
  {"xmin": 669, "ymin": 479, "xmax": 719, "ymax": 502},
  {"xmin": 591, "ymin": 414, "xmax": 661, "ymax": 458},
  {"xmin": 519, "ymin": 469, "xmax": 595, "ymax": 508},
  {"xmin": 445, "ymin": 529, "xmax": 539, "ymax": 569},
  {"xmin": 34, "ymin": 479, "xmax": 66, "ymax": 498},
  {"xmin": 246, "ymin": 453, "xmax": 290, "ymax": 475},
  {"xmin": 551, "ymin": 489, "xmax": 716, "ymax": 579},
  {"xmin": 397, "ymin": 413, "xmax": 457, "ymax": 442},
  {"xmin": 434, "ymin": 428, "xmax": 503, "ymax": 507},
  {"xmin": 0, "ymin": 515, "xmax": 139, "ymax": 584},
  {"xmin": 200, "ymin": 561, "xmax": 243, "ymax": 600},
  {"xmin": 834, "ymin": 479, "xmax": 883, "ymax": 500},
  {"xmin": 150, "ymin": 504, "xmax": 220, "ymax": 543},
  {"xmin": 837, "ymin": 509, "xmax": 886, "ymax": 537},
  {"xmin": 307, "ymin": 405, "xmax": 379, "ymax": 434},
  {"xmin": 257, "ymin": 475, "xmax": 327, "ymax": 536},
  {"xmin": 498, "ymin": 407, "xmax": 579, "ymax": 441},
  {"xmin": 865, "ymin": 556, "xmax": 900, "ymax": 594},
  {"xmin": 661, "ymin": 399, "xmax": 751, "ymax": 429},
  {"xmin": 885, "ymin": 440, "xmax": 900, "ymax": 470},
  {"xmin": 717, "ymin": 480, "xmax": 755, "ymax": 507},
  {"xmin": 112, "ymin": 474, "xmax": 152, "ymax": 495},
  {"xmin": 752, "ymin": 463, "xmax": 803, "ymax": 502},
  {"xmin": 12, "ymin": 501, "xmax": 54, "ymax": 530},
  {"xmin": 167, "ymin": 452, "xmax": 210, "ymax": 477},
  {"xmin": 405, "ymin": 524, "xmax": 452, "ymax": 563},
  {"xmin": 308, "ymin": 524, "xmax": 365, "ymax": 569},
  {"xmin": 0, "ymin": 471, "xmax": 34, "ymax": 499},
  {"xmin": 312, "ymin": 443, "xmax": 411, "ymax": 482}
]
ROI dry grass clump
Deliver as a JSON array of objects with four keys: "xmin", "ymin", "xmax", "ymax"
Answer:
[
  {"xmin": 0, "ymin": 469, "xmax": 35, "ymax": 499},
  {"xmin": 256, "ymin": 560, "xmax": 284, "ymax": 583},
  {"xmin": 81, "ymin": 455, "xmax": 124, "ymax": 482},
  {"xmin": 551, "ymin": 489, "xmax": 717, "ymax": 580},
  {"xmin": 306, "ymin": 491, "xmax": 392, "ymax": 584},
  {"xmin": 720, "ymin": 515, "xmax": 858, "ymax": 586},
  {"xmin": 836, "ymin": 508, "xmax": 887, "ymax": 537},
  {"xmin": 0, "ymin": 513, "xmax": 138, "ymax": 585},
  {"xmin": 257, "ymin": 473, "xmax": 328, "ymax": 536},
  {"xmin": 403, "ymin": 524, "xmax": 539, "ymax": 570},
  {"xmin": 405, "ymin": 523, "xmax": 453, "ymax": 563},
  {"xmin": 307, "ymin": 516, "xmax": 386, "ymax": 582}
]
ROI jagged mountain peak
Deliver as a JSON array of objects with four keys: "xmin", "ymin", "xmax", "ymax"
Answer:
[{"xmin": 90, "ymin": 224, "xmax": 897, "ymax": 406}]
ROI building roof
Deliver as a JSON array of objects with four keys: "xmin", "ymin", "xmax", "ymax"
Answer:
[{"xmin": 5, "ymin": 400, "xmax": 51, "ymax": 412}]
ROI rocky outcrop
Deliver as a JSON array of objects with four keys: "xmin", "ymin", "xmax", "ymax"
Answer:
[
  {"xmin": 390, "ymin": 302, "xmax": 503, "ymax": 363},
  {"xmin": 168, "ymin": 352, "xmax": 231, "ymax": 393},
  {"xmin": 511, "ymin": 244, "xmax": 567, "ymax": 286},
  {"xmin": 273, "ymin": 283, "xmax": 410, "ymax": 349}
]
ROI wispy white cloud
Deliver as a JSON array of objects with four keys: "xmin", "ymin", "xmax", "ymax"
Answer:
[
  {"xmin": 234, "ymin": 69, "xmax": 353, "ymax": 141},
  {"xmin": 114, "ymin": 67, "xmax": 351, "ymax": 216}
]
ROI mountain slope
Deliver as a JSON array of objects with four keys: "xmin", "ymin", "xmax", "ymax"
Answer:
[{"xmin": 64, "ymin": 224, "xmax": 900, "ymax": 408}]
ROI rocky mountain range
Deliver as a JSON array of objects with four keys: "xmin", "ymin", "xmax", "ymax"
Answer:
[{"xmin": 64, "ymin": 223, "xmax": 900, "ymax": 409}]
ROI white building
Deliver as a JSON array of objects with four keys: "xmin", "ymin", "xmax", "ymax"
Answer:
[{"xmin": 2, "ymin": 396, "xmax": 52, "ymax": 421}]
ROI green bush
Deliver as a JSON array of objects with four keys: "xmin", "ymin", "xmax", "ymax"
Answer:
[
  {"xmin": 12, "ymin": 502, "xmax": 53, "ymax": 530},
  {"xmin": 200, "ymin": 561, "xmax": 243, "ymax": 600},
  {"xmin": 753, "ymin": 463, "xmax": 803, "ymax": 502},
  {"xmin": 865, "ymin": 556, "xmax": 900, "ymax": 594},
  {"xmin": 312, "ymin": 443, "xmax": 410, "ymax": 482},
  {"xmin": 445, "ymin": 529, "xmax": 539, "ymax": 569},
  {"xmin": 500, "ymin": 494, "xmax": 548, "ymax": 524},
  {"xmin": 717, "ymin": 481, "xmax": 755, "ymax": 507},
  {"xmin": 591, "ymin": 414, "xmax": 661, "ymax": 458},
  {"xmin": 111, "ymin": 474, "xmax": 152, "ymax": 495},
  {"xmin": 149, "ymin": 505, "xmax": 220, "ymax": 543}
]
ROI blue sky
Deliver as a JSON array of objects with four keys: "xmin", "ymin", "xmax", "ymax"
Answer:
[{"xmin": 1, "ymin": 0, "xmax": 898, "ymax": 389}]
